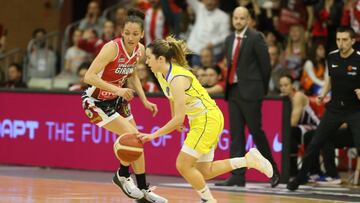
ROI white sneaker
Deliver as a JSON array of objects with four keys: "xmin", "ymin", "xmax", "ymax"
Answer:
[
  {"xmin": 245, "ymin": 148, "xmax": 273, "ymax": 178},
  {"xmin": 316, "ymin": 176, "xmax": 342, "ymax": 185},
  {"xmin": 112, "ymin": 172, "xmax": 144, "ymax": 199},
  {"xmin": 141, "ymin": 187, "xmax": 168, "ymax": 203}
]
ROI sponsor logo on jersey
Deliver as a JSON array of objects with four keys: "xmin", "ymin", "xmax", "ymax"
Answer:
[
  {"xmin": 118, "ymin": 55, "xmax": 126, "ymax": 63},
  {"xmin": 115, "ymin": 64, "xmax": 135, "ymax": 75},
  {"xmin": 347, "ymin": 65, "xmax": 357, "ymax": 75},
  {"xmin": 347, "ymin": 65, "xmax": 352, "ymax": 72},
  {"xmin": 85, "ymin": 109, "xmax": 93, "ymax": 118}
]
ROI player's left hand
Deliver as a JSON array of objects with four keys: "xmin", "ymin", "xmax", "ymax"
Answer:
[
  {"xmin": 137, "ymin": 133, "xmax": 155, "ymax": 143},
  {"xmin": 355, "ymin": 89, "xmax": 360, "ymax": 100},
  {"xmin": 144, "ymin": 101, "xmax": 158, "ymax": 117}
]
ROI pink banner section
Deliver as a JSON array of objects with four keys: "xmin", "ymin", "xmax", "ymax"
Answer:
[{"xmin": 0, "ymin": 92, "xmax": 283, "ymax": 182}]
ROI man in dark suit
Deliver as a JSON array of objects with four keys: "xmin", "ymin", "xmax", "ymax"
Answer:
[{"xmin": 215, "ymin": 6, "xmax": 280, "ymax": 187}]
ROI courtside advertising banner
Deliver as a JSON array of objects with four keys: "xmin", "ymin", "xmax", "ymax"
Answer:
[{"xmin": 0, "ymin": 92, "xmax": 283, "ymax": 181}]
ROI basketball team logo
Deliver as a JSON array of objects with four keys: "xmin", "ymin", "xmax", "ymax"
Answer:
[
  {"xmin": 118, "ymin": 55, "xmax": 126, "ymax": 63},
  {"xmin": 85, "ymin": 109, "xmax": 93, "ymax": 118}
]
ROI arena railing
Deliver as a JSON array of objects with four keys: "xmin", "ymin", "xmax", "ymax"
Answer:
[{"xmin": 61, "ymin": 21, "xmax": 81, "ymax": 69}]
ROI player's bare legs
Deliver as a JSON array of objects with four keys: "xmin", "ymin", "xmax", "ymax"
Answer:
[
  {"xmin": 128, "ymin": 119, "xmax": 145, "ymax": 174},
  {"xmin": 105, "ymin": 117, "xmax": 167, "ymax": 202},
  {"xmin": 102, "ymin": 117, "xmax": 144, "ymax": 199},
  {"xmin": 195, "ymin": 148, "xmax": 273, "ymax": 180},
  {"xmin": 128, "ymin": 118, "xmax": 168, "ymax": 203},
  {"xmin": 176, "ymin": 148, "xmax": 273, "ymax": 202}
]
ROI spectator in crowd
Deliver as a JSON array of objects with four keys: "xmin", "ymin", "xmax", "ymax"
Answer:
[
  {"xmin": 279, "ymin": 75, "xmax": 319, "ymax": 176},
  {"xmin": 160, "ymin": 0, "xmax": 184, "ymax": 37},
  {"xmin": 287, "ymin": 27, "xmax": 360, "ymax": 191},
  {"xmin": 78, "ymin": 1, "xmax": 105, "ymax": 35},
  {"xmin": 301, "ymin": 42, "xmax": 327, "ymax": 96},
  {"xmin": 205, "ymin": 65, "xmax": 225, "ymax": 94},
  {"xmin": 341, "ymin": 0, "xmax": 360, "ymax": 50},
  {"xmin": 283, "ymin": 24, "xmax": 307, "ymax": 84},
  {"xmin": 247, "ymin": 9, "xmax": 259, "ymax": 29},
  {"xmin": 136, "ymin": 63, "xmax": 158, "ymax": 93},
  {"xmin": 0, "ymin": 26, "xmax": 6, "ymax": 82},
  {"xmin": 278, "ymin": 0, "xmax": 314, "ymax": 39},
  {"xmin": 0, "ymin": 27, "xmax": 7, "ymax": 56},
  {"xmin": 264, "ymin": 30, "xmax": 284, "ymax": 50},
  {"xmin": 114, "ymin": 7, "xmax": 128, "ymax": 37},
  {"xmin": 215, "ymin": 6, "xmax": 280, "ymax": 187},
  {"xmin": 1, "ymin": 63, "xmax": 27, "ymax": 88},
  {"xmin": 63, "ymin": 29, "xmax": 89, "ymax": 78},
  {"xmin": 178, "ymin": 5, "xmax": 195, "ymax": 41},
  {"xmin": 268, "ymin": 45, "xmax": 288, "ymax": 95},
  {"xmin": 279, "ymin": 74, "xmax": 341, "ymax": 184},
  {"xmin": 144, "ymin": 0, "xmax": 169, "ymax": 45},
  {"xmin": 200, "ymin": 47, "xmax": 215, "ymax": 69},
  {"xmin": 69, "ymin": 62, "xmax": 90, "ymax": 91},
  {"xmin": 186, "ymin": 0, "xmax": 230, "ymax": 65},
  {"xmin": 312, "ymin": 0, "xmax": 343, "ymax": 52},
  {"xmin": 193, "ymin": 66, "xmax": 208, "ymax": 87},
  {"xmin": 27, "ymin": 28, "xmax": 57, "ymax": 80},
  {"xmin": 79, "ymin": 28, "xmax": 99, "ymax": 59},
  {"xmin": 95, "ymin": 20, "xmax": 116, "ymax": 54}
]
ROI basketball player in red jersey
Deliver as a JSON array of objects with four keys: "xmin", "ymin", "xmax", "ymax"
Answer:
[{"xmin": 82, "ymin": 9, "xmax": 167, "ymax": 203}]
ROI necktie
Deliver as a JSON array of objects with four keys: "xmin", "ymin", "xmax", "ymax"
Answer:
[{"xmin": 228, "ymin": 37, "xmax": 242, "ymax": 84}]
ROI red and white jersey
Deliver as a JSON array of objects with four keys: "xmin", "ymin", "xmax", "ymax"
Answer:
[{"xmin": 85, "ymin": 38, "xmax": 141, "ymax": 100}]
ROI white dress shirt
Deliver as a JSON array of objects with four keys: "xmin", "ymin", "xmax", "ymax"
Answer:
[{"xmin": 186, "ymin": 0, "xmax": 230, "ymax": 55}]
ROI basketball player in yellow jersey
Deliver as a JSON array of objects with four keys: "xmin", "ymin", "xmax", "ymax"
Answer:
[{"xmin": 138, "ymin": 36, "xmax": 274, "ymax": 203}]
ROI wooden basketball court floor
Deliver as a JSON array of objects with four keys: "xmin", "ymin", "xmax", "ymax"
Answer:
[{"xmin": 1, "ymin": 165, "xmax": 359, "ymax": 203}]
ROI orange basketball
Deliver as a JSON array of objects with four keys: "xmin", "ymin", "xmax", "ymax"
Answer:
[{"xmin": 113, "ymin": 133, "xmax": 144, "ymax": 162}]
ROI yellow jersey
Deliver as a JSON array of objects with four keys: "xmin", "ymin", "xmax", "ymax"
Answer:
[{"xmin": 155, "ymin": 63, "xmax": 218, "ymax": 118}]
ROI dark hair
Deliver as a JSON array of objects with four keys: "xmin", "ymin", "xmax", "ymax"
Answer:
[
  {"xmin": 147, "ymin": 36, "xmax": 190, "ymax": 69},
  {"xmin": 8, "ymin": 63, "xmax": 22, "ymax": 72},
  {"xmin": 337, "ymin": 26, "xmax": 357, "ymax": 39},
  {"xmin": 124, "ymin": 8, "xmax": 145, "ymax": 30},
  {"xmin": 32, "ymin": 28, "xmax": 47, "ymax": 38},
  {"xmin": 280, "ymin": 74, "xmax": 294, "ymax": 84},
  {"xmin": 308, "ymin": 42, "xmax": 326, "ymax": 66},
  {"xmin": 207, "ymin": 65, "xmax": 222, "ymax": 76}
]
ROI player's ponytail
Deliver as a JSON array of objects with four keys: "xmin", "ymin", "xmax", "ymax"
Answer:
[
  {"xmin": 124, "ymin": 8, "xmax": 145, "ymax": 30},
  {"xmin": 147, "ymin": 36, "xmax": 190, "ymax": 69},
  {"xmin": 166, "ymin": 36, "xmax": 190, "ymax": 69}
]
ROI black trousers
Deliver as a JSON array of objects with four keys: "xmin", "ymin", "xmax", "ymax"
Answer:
[
  {"xmin": 228, "ymin": 85, "xmax": 277, "ymax": 176},
  {"xmin": 296, "ymin": 108, "xmax": 360, "ymax": 182},
  {"xmin": 290, "ymin": 128, "xmax": 323, "ymax": 177}
]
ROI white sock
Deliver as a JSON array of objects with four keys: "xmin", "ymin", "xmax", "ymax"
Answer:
[
  {"xmin": 229, "ymin": 157, "xmax": 246, "ymax": 169},
  {"xmin": 197, "ymin": 185, "xmax": 214, "ymax": 200}
]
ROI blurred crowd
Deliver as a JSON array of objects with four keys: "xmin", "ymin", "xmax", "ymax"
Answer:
[{"xmin": 0, "ymin": 0, "xmax": 359, "ymax": 99}]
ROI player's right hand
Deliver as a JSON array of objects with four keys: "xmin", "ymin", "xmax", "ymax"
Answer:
[
  {"xmin": 116, "ymin": 88, "xmax": 135, "ymax": 101},
  {"xmin": 137, "ymin": 133, "xmax": 155, "ymax": 143}
]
